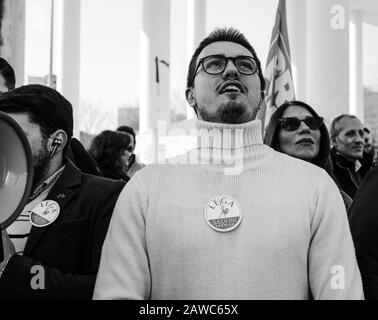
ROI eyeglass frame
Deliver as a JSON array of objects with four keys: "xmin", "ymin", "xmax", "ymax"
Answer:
[
  {"xmin": 189, "ymin": 55, "xmax": 259, "ymax": 86},
  {"xmin": 278, "ymin": 116, "xmax": 324, "ymax": 132}
]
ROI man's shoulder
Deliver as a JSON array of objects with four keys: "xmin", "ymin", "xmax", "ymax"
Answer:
[
  {"xmin": 68, "ymin": 174, "xmax": 126, "ymax": 212},
  {"xmin": 58, "ymin": 164, "xmax": 126, "ymax": 198},
  {"xmin": 271, "ymin": 150, "xmax": 325, "ymax": 173},
  {"xmin": 81, "ymin": 172, "xmax": 126, "ymax": 189},
  {"xmin": 130, "ymin": 162, "xmax": 173, "ymax": 179}
]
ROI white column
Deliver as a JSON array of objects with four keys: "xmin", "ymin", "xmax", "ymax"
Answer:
[
  {"xmin": 306, "ymin": 0, "xmax": 350, "ymax": 125},
  {"xmin": 186, "ymin": 0, "xmax": 206, "ymax": 119},
  {"xmin": 286, "ymin": 0, "xmax": 307, "ymax": 101},
  {"xmin": 350, "ymin": 10, "xmax": 364, "ymax": 122},
  {"xmin": 139, "ymin": 0, "xmax": 171, "ymax": 133},
  {"xmin": 0, "ymin": 0, "xmax": 26, "ymax": 86},
  {"xmin": 56, "ymin": 0, "xmax": 81, "ymax": 138}
]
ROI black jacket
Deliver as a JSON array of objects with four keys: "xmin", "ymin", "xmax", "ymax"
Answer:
[
  {"xmin": 67, "ymin": 138, "xmax": 100, "ymax": 176},
  {"xmin": 99, "ymin": 168, "xmax": 130, "ymax": 183},
  {"xmin": 330, "ymin": 148, "xmax": 370, "ymax": 199},
  {"xmin": 0, "ymin": 160, "xmax": 125, "ymax": 300},
  {"xmin": 350, "ymin": 165, "xmax": 378, "ymax": 299}
]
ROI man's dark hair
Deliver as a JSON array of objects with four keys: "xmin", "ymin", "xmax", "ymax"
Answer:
[
  {"xmin": 186, "ymin": 27, "xmax": 265, "ymax": 95},
  {"xmin": 0, "ymin": 57, "xmax": 16, "ymax": 91},
  {"xmin": 0, "ymin": 84, "xmax": 73, "ymax": 153},
  {"xmin": 117, "ymin": 125, "xmax": 136, "ymax": 147},
  {"xmin": 329, "ymin": 114, "xmax": 358, "ymax": 144}
]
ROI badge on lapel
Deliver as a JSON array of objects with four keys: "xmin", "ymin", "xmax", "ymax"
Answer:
[{"xmin": 30, "ymin": 200, "xmax": 60, "ymax": 228}]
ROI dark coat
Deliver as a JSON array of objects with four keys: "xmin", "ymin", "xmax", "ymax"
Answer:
[
  {"xmin": 349, "ymin": 165, "xmax": 378, "ymax": 299},
  {"xmin": 330, "ymin": 148, "xmax": 370, "ymax": 199},
  {"xmin": 66, "ymin": 138, "xmax": 100, "ymax": 176},
  {"xmin": 0, "ymin": 160, "xmax": 125, "ymax": 300},
  {"xmin": 99, "ymin": 168, "xmax": 129, "ymax": 183}
]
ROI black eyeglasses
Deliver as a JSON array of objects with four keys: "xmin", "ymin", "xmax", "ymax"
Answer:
[
  {"xmin": 279, "ymin": 116, "xmax": 324, "ymax": 131},
  {"xmin": 191, "ymin": 55, "xmax": 258, "ymax": 84}
]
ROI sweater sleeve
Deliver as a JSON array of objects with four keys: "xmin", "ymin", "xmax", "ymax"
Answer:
[
  {"xmin": 93, "ymin": 173, "xmax": 150, "ymax": 300},
  {"xmin": 308, "ymin": 170, "xmax": 364, "ymax": 300}
]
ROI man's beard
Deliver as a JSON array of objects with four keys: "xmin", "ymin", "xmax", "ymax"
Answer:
[
  {"xmin": 197, "ymin": 101, "xmax": 256, "ymax": 124},
  {"xmin": 32, "ymin": 138, "xmax": 51, "ymax": 191}
]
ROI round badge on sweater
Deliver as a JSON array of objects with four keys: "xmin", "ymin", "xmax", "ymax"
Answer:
[
  {"xmin": 204, "ymin": 195, "xmax": 242, "ymax": 232},
  {"xmin": 30, "ymin": 200, "xmax": 60, "ymax": 228}
]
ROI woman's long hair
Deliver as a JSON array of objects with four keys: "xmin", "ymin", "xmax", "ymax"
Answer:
[
  {"xmin": 264, "ymin": 100, "xmax": 331, "ymax": 171},
  {"xmin": 88, "ymin": 130, "xmax": 131, "ymax": 179}
]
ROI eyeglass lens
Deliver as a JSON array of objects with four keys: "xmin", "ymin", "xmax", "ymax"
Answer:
[{"xmin": 203, "ymin": 56, "xmax": 257, "ymax": 75}]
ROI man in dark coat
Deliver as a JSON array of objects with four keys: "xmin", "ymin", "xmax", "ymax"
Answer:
[
  {"xmin": 0, "ymin": 85, "xmax": 125, "ymax": 299},
  {"xmin": 350, "ymin": 165, "xmax": 378, "ymax": 299},
  {"xmin": 329, "ymin": 114, "xmax": 370, "ymax": 198}
]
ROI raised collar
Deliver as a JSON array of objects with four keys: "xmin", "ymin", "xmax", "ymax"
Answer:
[
  {"xmin": 195, "ymin": 119, "xmax": 264, "ymax": 150},
  {"xmin": 180, "ymin": 119, "xmax": 273, "ymax": 174},
  {"xmin": 331, "ymin": 148, "xmax": 361, "ymax": 172}
]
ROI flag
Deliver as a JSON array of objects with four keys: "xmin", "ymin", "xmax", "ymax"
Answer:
[{"xmin": 259, "ymin": 0, "xmax": 295, "ymax": 130}]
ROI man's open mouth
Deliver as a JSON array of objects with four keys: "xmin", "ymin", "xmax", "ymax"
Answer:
[{"xmin": 219, "ymin": 82, "xmax": 244, "ymax": 94}]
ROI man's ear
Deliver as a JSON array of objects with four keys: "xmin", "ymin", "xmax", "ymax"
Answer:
[
  {"xmin": 332, "ymin": 136, "xmax": 339, "ymax": 148},
  {"xmin": 49, "ymin": 129, "xmax": 68, "ymax": 156},
  {"xmin": 185, "ymin": 87, "xmax": 196, "ymax": 108}
]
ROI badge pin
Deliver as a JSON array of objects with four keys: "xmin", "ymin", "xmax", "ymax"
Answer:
[
  {"xmin": 30, "ymin": 200, "xmax": 60, "ymax": 228},
  {"xmin": 204, "ymin": 195, "xmax": 242, "ymax": 232}
]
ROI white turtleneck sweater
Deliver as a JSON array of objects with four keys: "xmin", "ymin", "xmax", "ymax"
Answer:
[{"xmin": 93, "ymin": 120, "xmax": 363, "ymax": 300}]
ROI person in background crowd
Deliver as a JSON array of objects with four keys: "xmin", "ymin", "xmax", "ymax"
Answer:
[
  {"xmin": 264, "ymin": 100, "xmax": 352, "ymax": 211},
  {"xmin": 0, "ymin": 85, "xmax": 125, "ymax": 299},
  {"xmin": 94, "ymin": 27, "xmax": 363, "ymax": 300},
  {"xmin": 361, "ymin": 127, "xmax": 375, "ymax": 170},
  {"xmin": 88, "ymin": 130, "xmax": 131, "ymax": 182},
  {"xmin": 0, "ymin": 57, "xmax": 16, "ymax": 93},
  {"xmin": 329, "ymin": 115, "xmax": 370, "ymax": 199},
  {"xmin": 116, "ymin": 125, "xmax": 145, "ymax": 178}
]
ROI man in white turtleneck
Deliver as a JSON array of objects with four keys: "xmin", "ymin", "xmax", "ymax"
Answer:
[{"xmin": 93, "ymin": 28, "xmax": 363, "ymax": 300}]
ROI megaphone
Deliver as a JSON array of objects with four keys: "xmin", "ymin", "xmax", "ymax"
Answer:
[{"xmin": 0, "ymin": 111, "xmax": 33, "ymax": 261}]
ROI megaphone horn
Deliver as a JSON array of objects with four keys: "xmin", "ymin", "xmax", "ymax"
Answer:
[{"xmin": 0, "ymin": 111, "xmax": 34, "ymax": 261}]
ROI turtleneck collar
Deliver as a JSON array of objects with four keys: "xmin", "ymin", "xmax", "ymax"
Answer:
[
  {"xmin": 195, "ymin": 119, "xmax": 264, "ymax": 150},
  {"xmin": 185, "ymin": 119, "xmax": 272, "ymax": 175}
]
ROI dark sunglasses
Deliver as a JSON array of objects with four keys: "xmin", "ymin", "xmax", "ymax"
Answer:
[{"xmin": 279, "ymin": 116, "xmax": 324, "ymax": 131}]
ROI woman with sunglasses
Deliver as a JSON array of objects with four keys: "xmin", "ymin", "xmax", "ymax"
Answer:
[{"xmin": 264, "ymin": 100, "xmax": 352, "ymax": 210}]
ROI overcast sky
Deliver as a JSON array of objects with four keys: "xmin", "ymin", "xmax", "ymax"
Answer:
[{"xmin": 24, "ymin": 0, "xmax": 378, "ymax": 111}]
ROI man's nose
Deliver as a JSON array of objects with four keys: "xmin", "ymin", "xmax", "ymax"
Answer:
[
  {"xmin": 223, "ymin": 60, "xmax": 240, "ymax": 78},
  {"xmin": 355, "ymin": 134, "xmax": 364, "ymax": 144}
]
